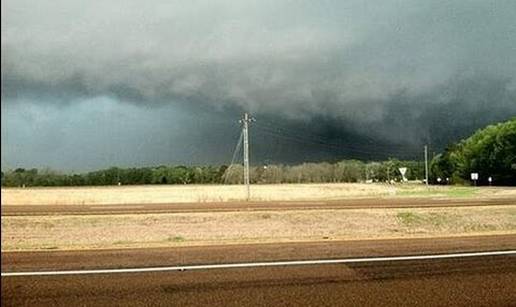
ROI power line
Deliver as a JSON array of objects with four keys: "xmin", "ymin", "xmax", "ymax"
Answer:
[
  {"xmin": 254, "ymin": 121, "xmax": 419, "ymax": 155},
  {"xmin": 425, "ymin": 145, "xmax": 429, "ymax": 186},
  {"xmin": 253, "ymin": 124, "xmax": 421, "ymax": 157},
  {"xmin": 256, "ymin": 120, "xmax": 414, "ymax": 153},
  {"xmin": 255, "ymin": 128, "xmax": 415, "ymax": 157},
  {"xmin": 239, "ymin": 113, "xmax": 255, "ymax": 201},
  {"xmin": 223, "ymin": 130, "xmax": 243, "ymax": 184}
]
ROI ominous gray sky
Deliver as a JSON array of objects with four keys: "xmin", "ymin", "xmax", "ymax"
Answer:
[{"xmin": 2, "ymin": 0, "xmax": 516, "ymax": 171}]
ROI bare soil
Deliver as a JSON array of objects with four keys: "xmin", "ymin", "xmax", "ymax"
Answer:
[
  {"xmin": 2, "ymin": 197, "xmax": 515, "ymax": 216},
  {"xmin": 2, "ymin": 205, "xmax": 515, "ymax": 251}
]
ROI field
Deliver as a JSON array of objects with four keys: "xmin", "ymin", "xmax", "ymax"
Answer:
[
  {"xmin": 2, "ymin": 206, "xmax": 515, "ymax": 251},
  {"xmin": 2, "ymin": 183, "xmax": 516, "ymax": 205},
  {"xmin": 2, "ymin": 183, "xmax": 516, "ymax": 251}
]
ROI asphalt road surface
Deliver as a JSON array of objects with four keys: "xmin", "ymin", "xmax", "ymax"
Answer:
[
  {"xmin": 2, "ymin": 235, "xmax": 516, "ymax": 306},
  {"xmin": 2, "ymin": 197, "xmax": 515, "ymax": 216}
]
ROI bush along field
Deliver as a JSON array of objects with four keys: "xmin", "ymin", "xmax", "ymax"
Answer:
[{"xmin": 430, "ymin": 118, "xmax": 516, "ymax": 186}]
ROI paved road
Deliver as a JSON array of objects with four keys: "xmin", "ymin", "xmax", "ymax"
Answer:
[
  {"xmin": 2, "ymin": 235, "xmax": 516, "ymax": 306},
  {"xmin": 2, "ymin": 197, "xmax": 515, "ymax": 216},
  {"xmin": 2, "ymin": 256, "xmax": 515, "ymax": 306},
  {"xmin": 3, "ymin": 235, "xmax": 516, "ymax": 271}
]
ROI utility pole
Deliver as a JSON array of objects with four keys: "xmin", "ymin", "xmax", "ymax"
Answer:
[
  {"xmin": 424, "ymin": 145, "xmax": 429, "ymax": 186},
  {"xmin": 239, "ymin": 113, "xmax": 255, "ymax": 201}
]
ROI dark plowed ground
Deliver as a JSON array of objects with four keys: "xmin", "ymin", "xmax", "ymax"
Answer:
[{"xmin": 2, "ymin": 197, "xmax": 515, "ymax": 216}]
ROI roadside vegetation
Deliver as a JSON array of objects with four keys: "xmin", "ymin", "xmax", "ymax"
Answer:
[
  {"xmin": 1, "ymin": 159, "xmax": 424, "ymax": 187},
  {"xmin": 430, "ymin": 117, "xmax": 516, "ymax": 185}
]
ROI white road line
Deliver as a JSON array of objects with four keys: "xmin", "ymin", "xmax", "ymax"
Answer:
[{"xmin": 2, "ymin": 250, "xmax": 515, "ymax": 277}]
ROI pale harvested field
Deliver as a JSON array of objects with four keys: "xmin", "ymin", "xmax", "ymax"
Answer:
[
  {"xmin": 2, "ymin": 205, "xmax": 515, "ymax": 251},
  {"xmin": 2, "ymin": 183, "xmax": 515, "ymax": 205}
]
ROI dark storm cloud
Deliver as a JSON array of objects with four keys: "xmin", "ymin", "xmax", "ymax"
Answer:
[{"xmin": 2, "ymin": 0, "xmax": 516, "ymax": 169}]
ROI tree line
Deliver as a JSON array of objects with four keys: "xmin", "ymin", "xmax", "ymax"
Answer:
[
  {"xmin": 3, "ymin": 118, "xmax": 513, "ymax": 187},
  {"xmin": 1, "ymin": 159, "xmax": 424, "ymax": 187},
  {"xmin": 0, "ymin": 165, "xmax": 226, "ymax": 187},
  {"xmin": 430, "ymin": 117, "xmax": 516, "ymax": 185},
  {"xmin": 223, "ymin": 160, "xmax": 424, "ymax": 184}
]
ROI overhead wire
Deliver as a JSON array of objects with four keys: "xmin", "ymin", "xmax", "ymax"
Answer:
[
  {"xmin": 257, "ymin": 118, "xmax": 384, "ymax": 147},
  {"xmin": 254, "ymin": 120, "xmax": 420, "ymax": 155},
  {"xmin": 223, "ymin": 130, "xmax": 243, "ymax": 184},
  {"xmin": 253, "ymin": 123, "xmax": 421, "ymax": 158}
]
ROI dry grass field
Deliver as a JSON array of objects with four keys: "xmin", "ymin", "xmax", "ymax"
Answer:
[
  {"xmin": 2, "ymin": 205, "xmax": 515, "ymax": 251},
  {"xmin": 2, "ymin": 183, "xmax": 515, "ymax": 251},
  {"xmin": 2, "ymin": 183, "xmax": 515, "ymax": 205}
]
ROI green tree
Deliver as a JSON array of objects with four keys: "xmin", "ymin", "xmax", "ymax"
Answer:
[{"xmin": 430, "ymin": 118, "xmax": 516, "ymax": 185}]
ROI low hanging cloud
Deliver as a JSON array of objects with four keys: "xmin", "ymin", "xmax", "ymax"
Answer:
[{"xmin": 2, "ymin": 0, "xmax": 516, "ymax": 169}]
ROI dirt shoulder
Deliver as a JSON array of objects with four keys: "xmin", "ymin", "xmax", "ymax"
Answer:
[
  {"xmin": 3, "ymin": 197, "xmax": 515, "ymax": 216},
  {"xmin": 2, "ymin": 205, "xmax": 515, "ymax": 251}
]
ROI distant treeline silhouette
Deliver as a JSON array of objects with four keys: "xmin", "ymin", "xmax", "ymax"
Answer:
[{"xmin": 1, "ymin": 159, "xmax": 424, "ymax": 187}]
